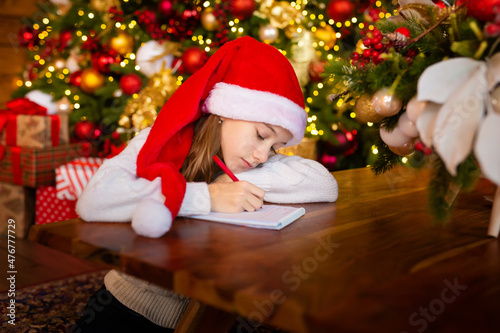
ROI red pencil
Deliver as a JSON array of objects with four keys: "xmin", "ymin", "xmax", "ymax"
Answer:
[{"xmin": 213, "ymin": 155, "xmax": 239, "ymax": 181}]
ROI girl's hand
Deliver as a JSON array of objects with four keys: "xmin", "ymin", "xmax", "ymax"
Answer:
[{"xmin": 208, "ymin": 181, "xmax": 265, "ymax": 213}]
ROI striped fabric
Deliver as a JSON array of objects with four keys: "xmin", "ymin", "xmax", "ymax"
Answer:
[
  {"xmin": 56, "ymin": 157, "xmax": 105, "ymax": 200},
  {"xmin": 0, "ymin": 143, "xmax": 91, "ymax": 187}
]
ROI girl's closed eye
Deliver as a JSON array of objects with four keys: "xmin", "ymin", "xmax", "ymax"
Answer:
[{"xmin": 256, "ymin": 130, "xmax": 277, "ymax": 154}]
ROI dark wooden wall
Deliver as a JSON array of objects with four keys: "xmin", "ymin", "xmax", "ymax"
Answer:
[{"xmin": 0, "ymin": 0, "xmax": 39, "ymax": 108}]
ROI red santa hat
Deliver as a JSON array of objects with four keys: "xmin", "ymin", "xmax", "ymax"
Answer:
[{"xmin": 132, "ymin": 36, "xmax": 306, "ymax": 237}]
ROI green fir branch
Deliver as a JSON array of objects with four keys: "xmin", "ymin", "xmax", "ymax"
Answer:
[
  {"xmin": 370, "ymin": 126, "xmax": 401, "ymax": 175},
  {"xmin": 428, "ymin": 154, "xmax": 481, "ymax": 223},
  {"xmin": 428, "ymin": 158, "xmax": 453, "ymax": 223}
]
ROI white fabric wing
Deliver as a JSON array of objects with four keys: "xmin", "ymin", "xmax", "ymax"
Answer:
[
  {"xmin": 417, "ymin": 58, "xmax": 483, "ymax": 104},
  {"xmin": 475, "ymin": 112, "xmax": 500, "ymax": 185},
  {"xmin": 432, "ymin": 62, "xmax": 487, "ymax": 175},
  {"xmin": 416, "ymin": 102, "xmax": 441, "ymax": 148},
  {"xmin": 487, "ymin": 53, "xmax": 500, "ymax": 90}
]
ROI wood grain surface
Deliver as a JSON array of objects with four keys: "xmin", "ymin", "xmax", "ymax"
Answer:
[{"xmin": 30, "ymin": 166, "xmax": 500, "ymax": 333}]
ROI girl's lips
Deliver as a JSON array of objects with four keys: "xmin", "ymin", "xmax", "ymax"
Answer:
[{"xmin": 242, "ymin": 159, "xmax": 252, "ymax": 170}]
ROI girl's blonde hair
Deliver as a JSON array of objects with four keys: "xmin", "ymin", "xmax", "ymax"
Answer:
[{"xmin": 181, "ymin": 114, "xmax": 222, "ymax": 182}]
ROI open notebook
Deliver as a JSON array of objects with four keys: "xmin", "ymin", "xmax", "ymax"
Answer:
[{"xmin": 188, "ymin": 205, "xmax": 305, "ymax": 230}]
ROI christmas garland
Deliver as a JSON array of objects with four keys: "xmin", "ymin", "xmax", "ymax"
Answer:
[{"xmin": 327, "ymin": 0, "xmax": 500, "ymax": 222}]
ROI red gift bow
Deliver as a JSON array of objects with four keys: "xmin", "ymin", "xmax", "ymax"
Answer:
[
  {"xmin": 0, "ymin": 97, "xmax": 60, "ymax": 153},
  {"xmin": 5, "ymin": 97, "xmax": 48, "ymax": 115}
]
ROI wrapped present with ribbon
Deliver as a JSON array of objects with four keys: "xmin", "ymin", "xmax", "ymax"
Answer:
[
  {"xmin": 56, "ymin": 157, "xmax": 105, "ymax": 201},
  {"xmin": 0, "ymin": 182, "xmax": 36, "ymax": 239},
  {"xmin": 0, "ymin": 143, "xmax": 91, "ymax": 187},
  {"xmin": 0, "ymin": 97, "xmax": 69, "ymax": 150},
  {"xmin": 35, "ymin": 185, "xmax": 78, "ymax": 225}
]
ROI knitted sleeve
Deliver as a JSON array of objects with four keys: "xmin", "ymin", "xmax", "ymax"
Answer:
[
  {"xmin": 234, "ymin": 154, "xmax": 338, "ymax": 203},
  {"xmin": 75, "ymin": 128, "xmax": 211, "ymax": 222}
]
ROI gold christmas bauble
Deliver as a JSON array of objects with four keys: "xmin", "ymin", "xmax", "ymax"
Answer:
[
  {"xmin": 110, "ymin": 31, "xmax": 134, "ymax": 55},
  {"xmin": 314, "ymin": 25, "xmax": 337, "ymax": 48},
  {"xmin": 201, "ymin": 8, "xmax": 220, "ymax": 31},
  {"xmin": 80, "ymin": 68, "xmax": 105, "ymax": 94},
  {"xmin": 355, "ymin": 95, "xmax": 385, "ymax": 123},
  {"xmin": 389, "ymin": 139, "xmax": 416, "ymax": 156}
]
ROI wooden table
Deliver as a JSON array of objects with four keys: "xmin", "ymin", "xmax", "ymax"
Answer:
[{"xmin": 29, "ymin": 166, "xmax": 500, "ymax": 333}]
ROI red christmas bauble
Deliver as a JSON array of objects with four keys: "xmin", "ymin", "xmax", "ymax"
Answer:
[
  {"xmin": 60, "ymin": 30, "xmax": 72, "ymax": 48},
  {"xmin": 395, "ymin": 27, "xmax": 411, "ymax": 38},
  {"xmin": 457, "ymin": 0, "xmax": 500, "ymax": 22},
  {"xmin": 92, "ymin": 51, "xmax": 119, "ymax": 73},
  {"xmin": 309, "ymin": 60, "xmax": 327, "ymax": 82},
  {"xmin": 69, "ymin": 70, "xmax": 82, "ymax": 87},
  {"xmin": 18, "ymin": 26, "xmax": 39, "ymax": 47},
  {"xmin": 172, "ymin": 57, "xmax": 186, "ymax": 74},
  {"xmin": 119, "ymin": 74, "xmax": 143, "ymax": 95},
  {"xmin": 326, "ymin": 0, "xmax": 355, "ymax": 23},
  {"xmin": 74, "ymin": 121, "xmax": 96, "ymax": 140},
  {"xmin": 229, "ymin": 0, "xmax": 256, "ymax": 20},
  {"xmin": 158, "ymin": 0, "xmax": 174, "ymax": 16},
  {"xmin": 181, "ymin": 47, "xmax": 208, "ymax": 74}
]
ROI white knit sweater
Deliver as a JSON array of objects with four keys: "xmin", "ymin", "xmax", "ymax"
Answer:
[{"xmin": 76, "ymin": 127, "xmax": 338, "ymax": 328}]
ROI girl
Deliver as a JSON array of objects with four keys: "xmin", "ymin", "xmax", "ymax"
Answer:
[{"xmin": 74, "ymin": 37, "xmax": 338, "ymax": 332}]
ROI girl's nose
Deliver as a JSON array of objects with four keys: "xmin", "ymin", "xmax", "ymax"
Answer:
[{"xmin": 253, "ymin": 146, "xmax": 269, "ymax": 164}]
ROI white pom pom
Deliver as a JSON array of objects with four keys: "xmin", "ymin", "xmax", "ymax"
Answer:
[
  {"xmin": 25, "ymin": 90, "xmax": 58, "ymax": 115},
  {"xmin": 132, "ymin": 199, "xmax": 172, "ymax": 238}
]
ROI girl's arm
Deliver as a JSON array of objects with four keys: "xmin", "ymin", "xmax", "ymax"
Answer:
[
  {"xmin": 233, "ymin": 154, "xmax": 338, "ymax": 203},
  {"xmin": 76, "ymin": 127, "xmax": 211, "ymax": 223}
]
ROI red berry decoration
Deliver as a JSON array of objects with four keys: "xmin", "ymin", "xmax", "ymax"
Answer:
[
  {"xmin": 229, "ymin": 0, "xmax": 256, "ymax": 20},
  {"xmin": 74, "ymin": 121, "xmax": 96, "ymax": 140},
  {"xmin": 395, "ymin": 27, "xmax": 411, "ymax": 38},
  {"xmin": 352, "ymin": 28, "xmax": 391, "ymax": 69},
  {"xmin": 181, "ymin": 47, "xmax": 208, "ymax": 74},
  {"xmin": 327, "ymin": 0, "xmax": 355, "ymax": 22},
  {"xmin": 158, "ymin": 0, "xmax": 174, "ymax": 16},
  {"xmin": 456, "ymin": 0, "xmax": 500, "ymax": 22},
  {"xmin": 120, "ymin": 74, "xmax": 143, "ymax": 95}
]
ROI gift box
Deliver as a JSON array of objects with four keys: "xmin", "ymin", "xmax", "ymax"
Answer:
[
  {"xmin": 0, "ymin": 182, "xmax": 36, "ymax": 239},
  {"xmin": 56, "ymin": 157, "xmax": 105, "ymax": 201},
  {"xmin": 0, "ymin": 97, "xmax": 69, "ymax": 149},
  {"xmin": 35, "ymin": 186, "xmax": 78, "ymax": 225},
  {"xmin": 0, "ymin": 143, "xmax": 91, "ymax": 187}
]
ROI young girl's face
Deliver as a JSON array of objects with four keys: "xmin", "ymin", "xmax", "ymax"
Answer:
[{"xmin": 220, "ymin": 118, "xmax": 292, "ymax": 174}]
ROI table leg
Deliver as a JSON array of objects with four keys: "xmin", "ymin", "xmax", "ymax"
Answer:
[{"xmin": 488, "ymin": 186, "xmax": 500, "ymax": 237}]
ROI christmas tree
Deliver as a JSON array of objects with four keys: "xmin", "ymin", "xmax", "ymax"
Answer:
[{"xmin": 13, "ymin": 0, "xmax": 396, "ymax": 167}]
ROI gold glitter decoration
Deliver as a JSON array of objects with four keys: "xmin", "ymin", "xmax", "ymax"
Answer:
[
  {"xmin": 256, "ymin": 0, "xmax": 302, "ymax": 29},
  {"xmin": 121, "ymin": 68, "xmax": 178, "ymax": 131},
  {"xmin": 277, "ymin": 137, "xmax": 318, "ymax": 160},
  {"xmin": 90, "ymin": 0, "xmax": 121, "ymax": 12}
]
